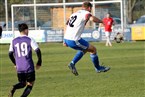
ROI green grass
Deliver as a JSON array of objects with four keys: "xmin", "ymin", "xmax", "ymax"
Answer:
[{"xmin": 0, "ymin": 41, "xmax": 145, "ymax": 97}]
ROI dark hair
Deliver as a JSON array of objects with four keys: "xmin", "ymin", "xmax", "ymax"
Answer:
[
  {"xmin": 107, "ymin": 12, "xmax": 112, "ymax": 16},
  {"xmin": 82, "ymin": 1, "xmax": 92, "ymax": 8},
  {"xmin": 18, "ymin": 23, "xmax": 28, "ymax": 32},
  {"xmin": 107, "ymin": 12, "xmax": 111, "ymax": 15}
]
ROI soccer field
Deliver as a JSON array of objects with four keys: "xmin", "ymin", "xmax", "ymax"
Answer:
[{"xmin": 0, "ymin": 41, "xmax": 145, "ymax": 97}]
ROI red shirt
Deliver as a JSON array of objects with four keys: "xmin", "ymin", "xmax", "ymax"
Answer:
[{"xmin": 103, "ymin": 17, "xmax": 114, "ymax": 32}]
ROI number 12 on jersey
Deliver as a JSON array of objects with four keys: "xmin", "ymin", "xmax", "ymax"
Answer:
[{"xmin": 68, "ymin": 15, "xmax": 77, "ymax": 27}]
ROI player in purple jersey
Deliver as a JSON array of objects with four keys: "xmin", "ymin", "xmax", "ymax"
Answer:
[{"xmin": 8, "ymin": 23, "xmax": 42, "ymax": 97}]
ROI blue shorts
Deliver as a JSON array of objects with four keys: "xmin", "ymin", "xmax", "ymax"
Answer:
[{"xmin": 64, "ymin": 38, "xmax": 89, "ymax": 50}]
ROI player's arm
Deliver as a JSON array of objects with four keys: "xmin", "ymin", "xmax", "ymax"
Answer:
[
  {"xmin": 87, "ymin": 14, "xmax": 103, "ymax": 31},
  {"xmin": 8, "ymin": 41, "xmax": 16, "ymax": 65},
  {"xmin": 89, "ymin": 16, "xmax": 102, "ymax": 23},
  {"xmin": 112, "ymin": 19, "xmax": 115, "ymax": 25},
  {"xmin": 85, "ymin": 14, "xmax": 102, "ymax": 28},
  {"xmin": 63, "ymin": 18, "xmax": 70, "ymax": 47},
  {"xmin": 9, "ymin": 51, "xmax": 16, "ymax": 65},
  {"xmin": 31, "ymin": 38, "xmax": 42, "ymax": 69},
  {"xmin": 98, "ymin": 18, "xmax": 106, "ymax": 28},
  {"xmin": 35, "ymin": 48, "xmax": 42, "ymax": 69}
]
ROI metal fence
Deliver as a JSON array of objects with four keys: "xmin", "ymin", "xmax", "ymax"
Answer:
[
  {"xmin": 0, "ymin": 0, "xmax": 123, "ymax": 31},
  {"xmin": 1, "ymin": 0, "xmax": 136, "ymax": 44}
]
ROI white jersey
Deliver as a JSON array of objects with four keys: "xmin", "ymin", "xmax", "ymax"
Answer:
[{"xmin": 64, "ymin": 10, "xmax": 92, "ymax": 40}]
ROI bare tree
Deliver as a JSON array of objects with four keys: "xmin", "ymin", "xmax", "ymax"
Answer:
[
  {"xmin": 127, "ymin": 0, "xmax": 138, "ymax": 23},
  {"xmin": 0, "ymin": 0, "xmax": 5, "ymax": 19}
]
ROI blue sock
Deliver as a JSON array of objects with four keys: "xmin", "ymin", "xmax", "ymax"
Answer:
[
  {"xmin": 90, "ymin": 54, "xmax": 100, "ymax": 69},
  {"xmin": 71, "ymin": 51, "xmax": 84, "ymax": 65}
]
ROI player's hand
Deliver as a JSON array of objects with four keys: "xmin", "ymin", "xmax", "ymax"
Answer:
[
  {"xmin": 63, "ymin": 42, "xmax": 68, "ymax": 47},
  {"xmin": 14, "ymin": 65, "xmax": 17, "ymax": 69},
  {"xmin": 36, "ymin": 65, "xmax": 41, "ymax": 70},
  {"xmin": 99, "ymin": 23, "xmax": 104, "ymax": 27}
]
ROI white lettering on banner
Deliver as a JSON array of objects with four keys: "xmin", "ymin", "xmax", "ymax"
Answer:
[
  {"xmin": 113, "ymin": 26, "xmax": 130, "ymax": 33},
  {"xmin": 0, "ymin": 30, "xmax": 46, "ymax": 44},
  {"xmin": 0, "ymin": 31, "xmax": 13, "ymax": 43},
  {"xmin": 47, "ymin": 30, "xmax": 63, "ymax": 34},
  {"xmin": 2, "ymin": 33, "xmax": 13, "ymax": 38},
  {"xmin": 46, "ymin": 30, "xmax": 63, "ymax": 42},
  {"xmin": 81, "ymin": 33, "xmax": 92, "ymax": 38},
  {"xmin": 124, "ymin": 29, "xmax": 130, "ymax": 32},
  {"xmin": 56, "ymin": 30, "xmax": 63, "ymax": 34},
  {"xmin": 47, "ymin": 30, "xmax": 55, "ymax": 34}
]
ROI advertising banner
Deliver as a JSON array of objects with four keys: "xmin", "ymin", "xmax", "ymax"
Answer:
[
  {"xmin": 0, "ymin": 30, "xmax": 46, "ymax": 44},
  {"xmin": 100, "ymin": 26, "xmax": 131, "ymax": 41},
  {"xmin": 82, "ymin": 29, "xmax": 101, "ymax": 41},
  {"xmin": 132, "ymin": 26, "xmax": 145, "ymax": 40},
  {"xmin": 0, "ymin": 31, "xmax": 13, "ymax": 43},
  {"xmin": 46, "ymin": 29, "xmax": 63, "ymax": 42},
  {"xmin": 0, "ymin": 27, "xmax": 131, "ymax": 44}
]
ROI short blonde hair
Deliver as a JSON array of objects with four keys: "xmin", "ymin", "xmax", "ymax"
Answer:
[{"xmin": 82, "ymin": 1, "xmax": 92, "ymax": 9}]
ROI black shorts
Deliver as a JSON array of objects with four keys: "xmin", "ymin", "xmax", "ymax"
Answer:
[{"xmin": 17, "ymin": 71, "xmax": 35, "ymax": 83}]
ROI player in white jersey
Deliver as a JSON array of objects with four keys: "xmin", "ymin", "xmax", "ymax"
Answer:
[
  {"xmin": 64, "ymin": 9, "xmax": 90, "ymax": 40},
  {"xmin": 64, "ymin": 1, "xmax": 110, "ymax": 76}
]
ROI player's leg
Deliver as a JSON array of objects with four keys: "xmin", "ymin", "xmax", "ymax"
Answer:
[
  {"xmin": 8, "ymin": 73, "xmax": 26, "ymax": 97},
  {"xmin": 21, "ymin": 72, "xmax": 35, "ymax": 97},
  {"xmin": 64, "ymin": 39, "xmax": 88, "ymax": 76},
  {"xmin": 105, "ymin": 32, "xmax": 109, "ymax": 46},
  {"xmin": 108, "ymin": 32, "xmax": 112, "ymax": 46},
  {"xmin": 105, "ymin": 31, "xmax": 111, "ymax": 46},
  {"xmin": 106, "ymin": 31, "xmax": 112, "ymax": 46},
  {"xmin": 86, "ymin": 44, "xmax": 100, "ymax": 69},
  {"xmin": 68, "ymin": 50, "xmax": 85, "ymax": 76},
  {"xmin": 71, "ymin": 50, "xmax": 86, "ymax": 66},
  {"xmin": 21, "ymin": 82, "xmax": 34, "ymax": 97},
  {"xmin": 71, "ymin": 38, "xmax": 89, "ymax": 64},
  {"xmin": 86, "ymin": 44, "xmax": 110, "ymax": 73}
]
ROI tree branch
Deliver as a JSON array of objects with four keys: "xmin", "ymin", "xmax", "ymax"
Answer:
[{"xmin": 131, "ymin": 0, "xmax": 137, "ymax": 10}]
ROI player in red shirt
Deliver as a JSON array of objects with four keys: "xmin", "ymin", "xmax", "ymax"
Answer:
[{"xmin": 103, "ymin": 13, "xmax": 114, "ymax": 46}]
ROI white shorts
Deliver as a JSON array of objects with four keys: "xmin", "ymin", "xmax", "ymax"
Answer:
[{"xmin": 105, "ymin": 31, "xmax": 111, "ymax": 37}]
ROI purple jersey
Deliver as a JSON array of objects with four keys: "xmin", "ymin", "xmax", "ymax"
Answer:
[{"xmin": 9, "ymin": 35, "xmax": 39, "ymax": 73}]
